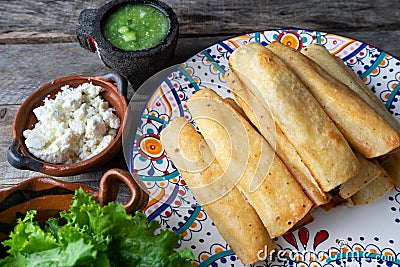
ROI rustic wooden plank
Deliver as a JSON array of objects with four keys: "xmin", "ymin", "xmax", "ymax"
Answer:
[
  {"xmin": 0, "ymin": 0, "xmax": 109, "ymax": 44},
  {"xmin": 0, "ymin": 0, "xmax": 399, "ymax": 43},
  {"xmin": 0, "ymin": 43, "xmax": 112, "ymax": 105},
  {"xmin": 172, "ymin": 0, "xmax": 399, "ymax": 35},
  {"xmin": 0, "ymin": 36, "xmax": 226, "ymax": 105}
]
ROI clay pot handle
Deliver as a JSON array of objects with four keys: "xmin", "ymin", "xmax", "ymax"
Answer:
[
  {"xmin": 7, "ymin": 139, "xmax": 43, "ymax": 172},
  {"xmin": 100, "ymin": 73, "xmax": 128, "ymax": 98},
  {"xmin": 97, "ymin": 168, "xmax": 149, "ymax": 214}
]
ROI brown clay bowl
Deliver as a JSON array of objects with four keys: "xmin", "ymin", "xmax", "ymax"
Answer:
[
  {"xmin": 0, "ymin": 168, "xmax": 149, "ymax": 257},
  {"xmin": 8, "ymin": 73, "xmax": 128, "ymax": 176}
]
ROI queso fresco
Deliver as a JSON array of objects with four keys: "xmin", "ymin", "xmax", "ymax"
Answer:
[{"xmin": 102, "ymin": 4, "xmax": 170, "ymax": 51}]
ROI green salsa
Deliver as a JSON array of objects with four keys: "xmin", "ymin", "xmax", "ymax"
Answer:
[{"xmin": 102, "ymin": 4, "xmax": 170, "ymax": 51}]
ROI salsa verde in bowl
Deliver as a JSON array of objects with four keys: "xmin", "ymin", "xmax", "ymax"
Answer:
[
  {"xmin": 76, "ymin": 0, "xmax": 179, "ymax": 90},
  {"xmin": 102, "ymin": 4, "xmax": 170, "ymax": 51}
]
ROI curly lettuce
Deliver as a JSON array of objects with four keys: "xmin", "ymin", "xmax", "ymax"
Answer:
[{"xmin": 0, "ymin": 188, "xmax": 194, "ymax": 267}]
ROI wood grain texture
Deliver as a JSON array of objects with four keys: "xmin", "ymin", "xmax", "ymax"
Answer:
[
  {"xmin": 1, "ymin": 0, "xmax": 399, "ymax": 42},
  {"xmin": 0, "ymin": 36, "xmax": 226, "ymax": 105},
  {"xmin": 0, "ymin": 0, "xmax": 109, "ymax": 44}
]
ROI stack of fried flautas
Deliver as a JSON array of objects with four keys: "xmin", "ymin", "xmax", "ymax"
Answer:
[
  {"xmin": 186, "ymin": 89, "xmax": 313, "ymax": 238},
  {"xmin": 160, "ymin": 41, "xmax": 399, "ymax": 265},
  {"xmin": 227, "ymin": 41, "xmax": 397, "ymax": 208},
  {"xmin": 162, "ymin": 89, "xmax": 314, "ymax": 264},
  {"xmin": 301, "ymin": 43, "xmax": 398, "ymax": 203},
  {"xmin": 161, "ymin": 117, "xmax": 274, "ymax": 265}
]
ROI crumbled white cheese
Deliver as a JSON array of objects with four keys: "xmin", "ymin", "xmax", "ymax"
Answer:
[{"xmin": 23, "ymin": 82, "xmax": 121, "ymax": 164}]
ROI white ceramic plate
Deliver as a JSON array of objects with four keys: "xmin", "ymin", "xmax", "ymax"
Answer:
[{"xmin": 128, "ymin": 29, "xmax": 400, "ymax": 267}]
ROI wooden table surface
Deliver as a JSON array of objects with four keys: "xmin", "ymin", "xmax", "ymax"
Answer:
[{"xmin": 1, "ymin": 0, "xmax": 399, "ymax": 191}]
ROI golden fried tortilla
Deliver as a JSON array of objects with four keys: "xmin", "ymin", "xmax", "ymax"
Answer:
[
  {"xmin": 302, "ymin": 43, "xmax": 400, "ymax": 186},
  {"xmin": 381, "ymin": 152, "xmax": 400, "ymax": 187},
  {"xmin": 339, "ymin": 152, "xmax": 382, "ymax": 199},
  {"xmin": 351, "ymin": 163, "xmax": 394, "ymax": 205},
  {"xmin": 187, "ymin": 89, "xmax": 313, "ymax": 238},
  {"xmin": 225, "ymin": 69, "xmax": 330, "ymax": 206},
  {"xmin": 267, "ymin": 41, "xmax": 400, "ymax": 158},
  {"xmin": 302, "ymin": 43, "xmax": 400, "ymax": 132},
  {"xmin": 228, "ymin": 42, "xmax": 359, "ymax": 192},
  {"xmin": 161, "ymin": 117, "xmax": 273, "ymax": 265}
]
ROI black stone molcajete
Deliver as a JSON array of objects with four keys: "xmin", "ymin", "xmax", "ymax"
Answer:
[{"xmin": 76, "ymin": 0, "xmax": 179, "ymax": 90}]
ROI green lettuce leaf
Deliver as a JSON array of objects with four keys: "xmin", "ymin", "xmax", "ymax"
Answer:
[{"xmin": 0, "ymin": 188, "xmax": 194, "ymax": 267}]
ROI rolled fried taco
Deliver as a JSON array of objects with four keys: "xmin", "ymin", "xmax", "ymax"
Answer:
[
  {"xmin": 302, "ymin": 43, "xmax": 400, "ymax": 186},
  {"xmin": 187, "ymin": 89, "xmax": 313, "ymax": 238},
  {"xmin": 267, "ymin": 41, "xmax": 400, "ymax": 158},
  {"xmin": 225, "ymin": 69, "xmax": 330, "ymax": 206},
  {"xmin": 161, "ymin": 117, "xmax": 273, "ymax": 265},
  {"xmin": 228, "ymin": 42, "xmax": 359, "ymax": 192}
]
